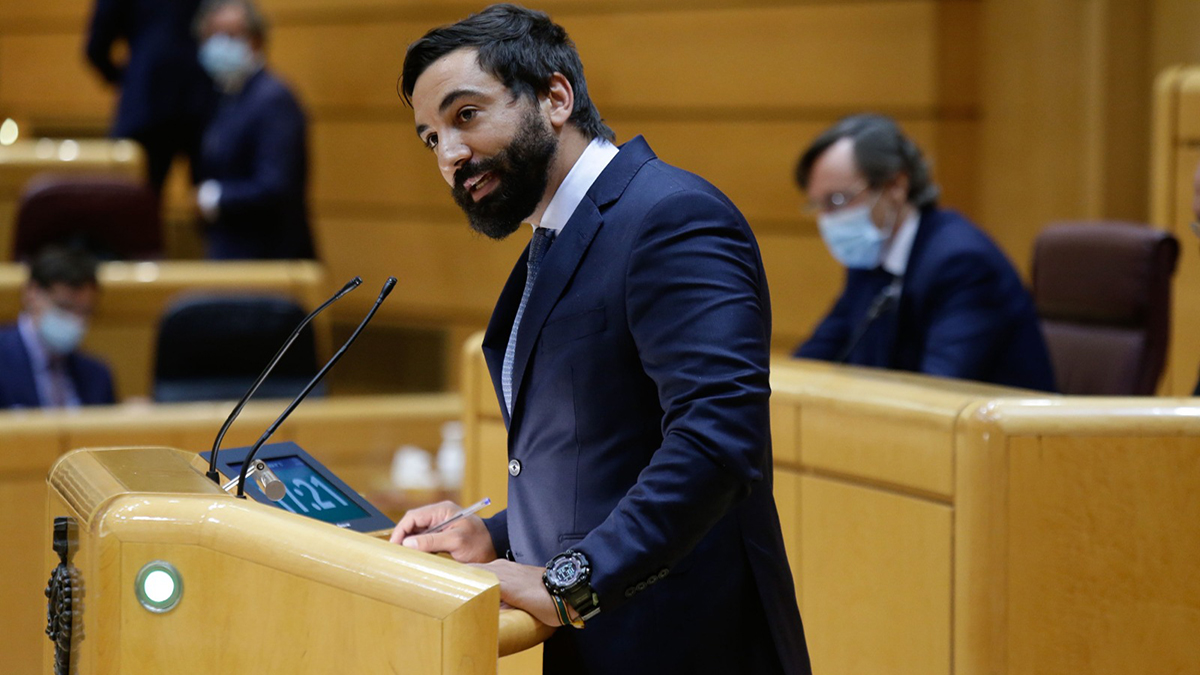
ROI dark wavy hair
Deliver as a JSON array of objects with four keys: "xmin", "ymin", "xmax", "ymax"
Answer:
[
  {"xmin": 399, "ymin": 3, "xmax": 615, "ymax": 142},
  {"xmin": 28, "ymin": 247, "xmax": 99, "ymax": 289},
  {"xmin": 795, "ymin": 113, "xmax": 939, "ymax": 209}
]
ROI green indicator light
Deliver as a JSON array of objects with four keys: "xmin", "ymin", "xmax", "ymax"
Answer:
[{"xmin": 135, "ymin": 561, "xmax": 183, "ymax": 613}]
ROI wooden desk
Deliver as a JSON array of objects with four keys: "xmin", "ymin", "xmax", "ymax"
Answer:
[
  {"xmin": 1, "ymin": 393, "xmax": 460, "ymax": 675},
  {"xmin": 461, "ymin": 339, "xmax": 1200, "ymax": 674},
  {"xmin": 0, "ymin": 259, "xmax": 328, "ymax": 400},
  {"xmin": 0, "ymin": 138, "xmax": 145, "ymax": 261}
]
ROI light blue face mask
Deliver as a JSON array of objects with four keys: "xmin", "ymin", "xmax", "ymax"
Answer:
[
  {"xmin": 38, "ymin": 307, "xmax": 86, "ymax": 356},
  {"xmin": 817, "ymin": 194, "xmax": 891, "ymax": 269},
  {"xmin": 199, "ymin": 34, "xmax": 256, "ymax": 90}
]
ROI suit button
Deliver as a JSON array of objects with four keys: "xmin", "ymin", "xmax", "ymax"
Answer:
[
  {"xmin": 636, "ymin": 582, "xmax": 646, "ymax": 591},
  {"xmin": 508, "ymin": 459, "xmax": 522, "ymax": 476},
  {"xmin": 624, "ymin": 587, "xmax": 636, "ymax": 598},
  {"xmin": 658, "ymin": 568, "xmax": 669, "ymax": 579}
]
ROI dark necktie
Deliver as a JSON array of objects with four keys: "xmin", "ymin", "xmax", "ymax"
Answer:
[
  {"xmin": 502, "ymin": 227, "xmax": 556, "ymax": 414},
  {"xmin": 47, "ymin": 358, "xmax": 69, "ymax": 408}
]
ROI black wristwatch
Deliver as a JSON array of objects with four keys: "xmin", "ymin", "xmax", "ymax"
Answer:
[{"xmin": 543, "ymin": 549, "xmax": 601, "ymax": 628}]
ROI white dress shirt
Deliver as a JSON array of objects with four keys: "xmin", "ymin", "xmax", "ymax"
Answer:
[
  {"xmin": 530, "ymin": 136, "xmax": 620, "ymax": 234},
  {"xmin": 881, "ymin": 209, "xmax": 921, "ymax": 276}
]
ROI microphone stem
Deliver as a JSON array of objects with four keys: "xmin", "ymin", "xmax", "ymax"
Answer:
[
  {"xmin": 207, "ymin": 277, "xmax": 361, "ymax": 483},
  {"xmin": 235, "ymin": 279, "xmax": 395, "ymax": 498}
]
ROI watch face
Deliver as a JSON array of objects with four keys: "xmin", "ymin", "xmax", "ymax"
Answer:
[{"xmin": 547, "ymin": 555, "xmax": 583, "ymax": 589}]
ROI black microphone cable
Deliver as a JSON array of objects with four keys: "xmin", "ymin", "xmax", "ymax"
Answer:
[{"xmin": 835, "ymin": 277, "xmax": 903, "ymax": 364}]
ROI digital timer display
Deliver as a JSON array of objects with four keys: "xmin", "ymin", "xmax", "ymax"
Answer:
[
  {"xmin": 206, "ymin": 441, "xmax": 394, "ymax": 533},
  {"xmin": 264, "ymin": 455, "xmax": 369, "ymax": 524}
]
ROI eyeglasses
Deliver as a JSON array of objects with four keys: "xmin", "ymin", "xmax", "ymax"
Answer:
[{"xmin": 804, "ymin": 184, "xmax": 872, "ymax": 216}]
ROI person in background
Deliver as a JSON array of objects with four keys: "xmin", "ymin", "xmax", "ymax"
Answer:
[
  {"xmin": 86, "ymin": 0, "xmax": 215, "ymax": 193},
  {"xmin": 192, "ymin": 0, "xmax": 314, "ymax": 260},
  {"xmin": 794, "ymin": 113, "xmax": 1057, "ymax": 392},
  {"xmin": 0, "ymin": 248, "xmax": 115, "ymax": 409},
  {"xmin": 389, "ymin": 5, "xmax": 809, "ymax": 674}
]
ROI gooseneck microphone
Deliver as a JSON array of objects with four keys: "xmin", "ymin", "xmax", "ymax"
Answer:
[
  {"xmin": 205, "ymin": 276, "xmax": 363, "ymax": 484},
  {"xmin": 235, "ymin": 276, "xmax": 397, "ymax": 498},
  {"xmin": 836, "ymin": 277, "xmax": 903, "ymax": 363}
]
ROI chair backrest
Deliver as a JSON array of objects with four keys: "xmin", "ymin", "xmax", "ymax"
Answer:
[
  {"xmin": 1032, "ymin": 221, "xmax": 1179, "ymax": 395},
  {"xmin": 13, "ymin": 173, "xmax": 162, "ymax": 260},
  {"xmin": 153, "ymin": 294, "xmax": 319, "ymax": 403}
]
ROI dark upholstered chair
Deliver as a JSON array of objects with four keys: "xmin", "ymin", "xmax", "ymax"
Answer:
[
  {"xmin": 1032, "ymin": 222, "xmax": 1179, "ymax": 395},
  {"xmin": 13, "ymin": 173, "xmax": 162, "ymax": 260},
  {"xmin": 153, "ymin": 295, "xmax": 319, "ymax": 403}
]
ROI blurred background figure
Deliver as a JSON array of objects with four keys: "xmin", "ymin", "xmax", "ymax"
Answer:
[
  {"xmin": 793, "ymin": 114, "xmax": 1056, "ymax": 392},
  {"xmin": 192, "ymin": 0, "xmax": 315, "ymax": 260},
  {"xmin": 85, "ymin": 0, "xmax": 215, "ymax": 194},
  {"xmin": 0, "ymin": 247, "xmax": 115, "ymax": 409}
]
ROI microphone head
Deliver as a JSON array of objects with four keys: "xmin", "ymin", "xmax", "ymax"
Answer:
[
  {"xmin": 252, "ymin": 461, "xmax": 288, "ymax": 502},
  {"xmin": 378, "ymin": 276, "xmax": 398, "ymax": 300},
  {"xmin": 341, "ymin": 276, "xmax": 363, "ymax": 293}
]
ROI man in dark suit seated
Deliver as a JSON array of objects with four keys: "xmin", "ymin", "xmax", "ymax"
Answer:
[
  {"xmin": 388, "ymin": 5, "xmax": 810, "ymax": 674},
  {"xmin": 793, "ymin": 114, "xmax": 1057, "ymax": 392},
  {"xmin": 192, "ymin": 0, "xmax": 314, "ymax": 260},
  {"xmin": 0, "ymin": 248, "xmax": 116, "ymax": 409}
]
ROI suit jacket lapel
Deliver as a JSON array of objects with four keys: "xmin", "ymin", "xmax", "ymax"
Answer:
[{"xmin": 482, "ymin": 136, "xmax": 659, "ymax": 427}]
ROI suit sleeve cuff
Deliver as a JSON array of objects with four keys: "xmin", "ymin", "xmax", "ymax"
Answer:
[{"xmin": 482, "ymin": 509, "xmax": 510, "ymax": 560}]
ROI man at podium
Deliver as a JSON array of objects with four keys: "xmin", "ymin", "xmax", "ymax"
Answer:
[{"xmin": 390, "ymin": 4, "xmax": 810, "ymax": 674}]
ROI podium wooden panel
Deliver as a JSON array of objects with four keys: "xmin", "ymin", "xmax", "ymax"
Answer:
[
  {"xmin": 461, "ymin": 335, "xmax": 1200, "ymax": 675},
  {"xmin": 0, "ymin": 260, "xmax": 328, "ymax": 400},
  {"xmin": 3, "ymin": 393, "xmax": 460, "ymax": 675},
  {"xmin": 43, "ymin": 446, "xmax": 512, "ymax": 674}
]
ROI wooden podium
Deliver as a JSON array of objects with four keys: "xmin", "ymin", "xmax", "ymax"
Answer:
[{"xmin": 43, "ymin": 446, "xmax": 548, "ymax": 674}]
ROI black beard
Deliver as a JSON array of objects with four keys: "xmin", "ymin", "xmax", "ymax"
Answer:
[{"xmin": 451, "ymin": 108, "xmax": 558, "ymax": 240}]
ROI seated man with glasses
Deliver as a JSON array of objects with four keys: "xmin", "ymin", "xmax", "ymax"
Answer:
[{"xmin": 792, "ymin": 113, "xmax": 1056, "ymax": 392}]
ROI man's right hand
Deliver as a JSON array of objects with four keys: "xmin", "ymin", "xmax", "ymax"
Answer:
[{"xmin": 388, "ymin": 500, "xmax": 498, "ymax": 563}]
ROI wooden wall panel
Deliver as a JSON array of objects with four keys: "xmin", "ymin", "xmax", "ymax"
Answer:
[
  {"xmin": 0, "ymin": 0, "xmax": 90, "ymax": 26},
  {"xmin": 314, "ymin": 215, "xmax": 524, "ymax": 322},
  {"xmin": 274, "ymin": 3, "xmax": 966, "ymax": 114},
  {"xmin": 0, "ymin": 32, "xmax": 113, "ymax": 121}
]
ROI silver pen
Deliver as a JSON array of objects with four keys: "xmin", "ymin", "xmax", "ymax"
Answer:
[{"xmin": 424, "ymin": 497, "xmax": 491, "ymax": 534}]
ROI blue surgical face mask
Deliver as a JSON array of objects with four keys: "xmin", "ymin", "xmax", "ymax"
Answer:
[
  {"xmin": 38, "ymin": 307, "xmax": 86, "ymax": 356},
  {"xmin": 817, "ymin": 194, "xmax": 891, "ymax": 269},
  {"xmin": 199, "ymin": 34, "xmax": 256, "ymax": 90}
]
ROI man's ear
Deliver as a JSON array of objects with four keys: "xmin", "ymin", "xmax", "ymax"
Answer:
[
  {"xmin": 542, "ymin": 72, "xmax": 574, "ymax": 129},
  {"xmin": 887, "ymin": 172, "xmax": 911, "ymax": 204}
]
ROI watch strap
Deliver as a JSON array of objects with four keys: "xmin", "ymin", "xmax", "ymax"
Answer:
[{"xmin": 550, "ymin": 593, "xmax": 584, "ymax": 629}]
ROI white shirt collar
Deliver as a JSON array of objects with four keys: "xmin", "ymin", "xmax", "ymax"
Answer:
[
  {"xmin": 881, "ymin": 209, "xmax": 921, "ymax": 276},
  {"xmin": 531, "ymin": 137, "xmax": 619, "ymax": 234}
]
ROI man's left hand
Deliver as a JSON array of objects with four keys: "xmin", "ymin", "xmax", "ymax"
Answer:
[{"xmin": 471, "ymin": 559, "xmax": 563, "ymax": 628}]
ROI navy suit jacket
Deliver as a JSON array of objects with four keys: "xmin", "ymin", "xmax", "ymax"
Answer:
[
  {"xmin": 481, "ymin": 137, "xmax": 810, "ymax": 674},
  {"xmin": 85, "ymin": 0, "xmax": 212, "ymax": 139},
  {"xmin": 0, "ymin": 326, "xmax": 115, "ymax": 409},
  {"xmin": 195, "ymin": 69, "xmax": 314, "ymax": 260},
  {"xmin": 796, "ymin": 207, "xmax": 1056, "ymax": 392}
]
